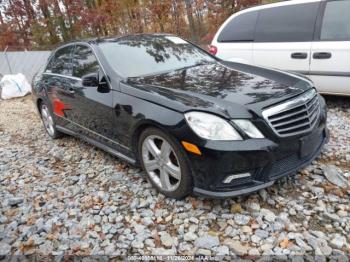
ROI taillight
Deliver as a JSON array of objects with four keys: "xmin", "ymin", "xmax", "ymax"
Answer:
[{"xmin": 209, "ymin": 45, "xmax": 218, "ymax": 56}]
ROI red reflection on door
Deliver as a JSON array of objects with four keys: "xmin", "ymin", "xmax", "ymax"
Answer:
[{"xmin": 53, "ymin": 99, "xmax": 70, "ymax": 117}]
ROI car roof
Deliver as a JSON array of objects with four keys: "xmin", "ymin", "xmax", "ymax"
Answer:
[
  {"xmin": 243, "ymin": 0, "xmax": 323, "ymax": 13},
  {"xmin": 55, "ymin": 33, "xmax": 176, "ymax": 49}
]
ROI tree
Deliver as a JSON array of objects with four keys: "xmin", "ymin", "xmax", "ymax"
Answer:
[
  {"xmin": 184, "ymin": 0, "xmax": 198, "ymax": 42},
  {"xmin": 0, "ymin": 0, "xmax": 270, "ymax": 50}
]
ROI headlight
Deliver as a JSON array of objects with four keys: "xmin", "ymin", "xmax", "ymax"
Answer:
[
  {"xmin": 232, "ymin": 119, "xmax": 264, "ymax": 138},
  {"xmin": 185, "ymin": 112, "xmax": 242, "ymax": 140}
]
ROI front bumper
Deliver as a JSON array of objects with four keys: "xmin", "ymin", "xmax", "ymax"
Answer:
[
  {"xmin": 188, "ymin": 105, "xmax": 328, "ymax": 198},
  {"xmin": 193, "ymin": 128, "xmax": 328, "ymax": 198}
]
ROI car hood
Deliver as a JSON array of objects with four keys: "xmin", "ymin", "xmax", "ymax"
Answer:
[{"xmin": 125, "ymin": 61, "xmax": 313, "ymax": 119}]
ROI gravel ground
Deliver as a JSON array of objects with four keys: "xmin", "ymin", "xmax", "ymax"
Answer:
[{"xmin": 0, "ymin": 95, "xmax": 349, "ymax": 259}]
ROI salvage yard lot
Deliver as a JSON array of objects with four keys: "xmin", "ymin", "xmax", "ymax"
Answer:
[{"xmin": 0, "ymin": 95, "xmax": 349, "ymax": 257}]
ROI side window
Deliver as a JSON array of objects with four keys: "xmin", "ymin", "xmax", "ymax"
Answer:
[
  {"xmin": 320, "ymin": 0, "xmax": 350, "ymax": 41},
  {"xmin": 218, "ymin": 11, "xmax": 258, "ymax": 42},
  {"xmin": 46, "ymin": 46, "xmax": 73, "ymax": 75},
  {"xmin": 72, "ymin": 45, "xmax": 99, "ymax": 78},
  {"xmin": 255, "ymin": 3, "xmax": 320, "ymax": 42}
]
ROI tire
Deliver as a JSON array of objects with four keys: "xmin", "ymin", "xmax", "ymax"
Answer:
[
  {"xmin": 39, "ymin": 102, "xmax": 63, "ymax": 139},
  {"xmin": 138, "ymin": 127, "xmax": 193, "ymax": 199}
]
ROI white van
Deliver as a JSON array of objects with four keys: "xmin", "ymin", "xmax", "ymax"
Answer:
[{"xmin": 210, "ymin": 0, "xmax": 350, "ymax": 96}]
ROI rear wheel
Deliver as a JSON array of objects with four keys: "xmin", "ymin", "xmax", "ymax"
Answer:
[
  {"xmin": 138, "ymin": 128, "xmax": 193, "ymax": 199},
  {"xmin": 40, "ymin": 102, "xmax": 62, "ymax": 139}
]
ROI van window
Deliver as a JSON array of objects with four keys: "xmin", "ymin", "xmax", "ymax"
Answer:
[
  {"xmin": 255, "ymin": 2, "xmax": 320, "ymax": 42},
  {"xmin": 46, "ymin": 45, "xmax": 74, "ymax": 75},
  {"xmin": 217, "ymin": 11, "xmax": 258, "ymax": 42},
  {"xmin": 320, "ymin": 0, "xmax": 350, "ymax": 41}
]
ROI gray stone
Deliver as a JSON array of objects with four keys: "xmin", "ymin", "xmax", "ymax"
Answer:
[
  {"xmin": 184, "ymin": 232, "xmax": 197, "ymax": 241},
  {"xmin": 295, "ymin": 237, "xmax": 313, "ymax": 252},
  {"xmin": 196, "ymin": 248, "xmax": 211, "ymax": 256},
  {"xmin": 259, "ymin": 189, "xmax": 268, "ymax": 201},
  {"xmin": 251, "ymin": 235, "xmax": 261, "ymax": 244},
  {"xmin": 223, "ymin": 239, "xmax": 248, "ymax": 256},
  {"xmin": 330, "ymin": 235, "xmax": 347, "ymax": 249},
  {"xmin": 93, "ymin": 215, "xmax": 101, "ymax": 224},
  {"xmin": 323, "ymin": 212, "xmax": 340, "ymax": 222},
  {"xmin": 194, "ymin": 235, "xmax": 220, "ymax": 248},
  {"xmin": 134, "ymin": 224, "xmax": 145, "ymax": 234},
  {"xmin": 245, "ymin": 202, "xmax": 261, "ymax": 212},
  {"xmin": 160, "ymin": 232, "xmax": 174, "ymax": 247},
  {"xmin": 254, "ymin": 229, "xmax": 269, "ymax": 239},
  {"xmin": 306, "ymin": 236, "xmax": 332, "ymax": 256},
  {"xmin": 7, "ymin": 197, "xmax": 24, "ymax": 206},
  {"xmin": 248, "ymin": 248, "xmax": 260, "ymax": 256},
  {"xmin": 216, "ymin": 245, "xmax": 229, "ymax": 256},
  {"xmin": 131, "ymin": 239, "xmax": 144, "ymax": 249},
  {"xmin": 234, "ymin": 214, "xmax": 250, "ymax": 225},
  {"xmin": 0, "ymin": 242, "xmax": 11, "ymax": 256},
  {"xmin": 152, "ymin": 247, "xmax": 176, "ymax": 256},
  {"xmin": 189, "ymin": 217, "xmax": 199, "ymax": 224},
  {"xmin": 322, "ymin": 165, "xmax": 349, "ymax": 189},
  {"xmin": 261, "ymin": 208, "xmax": 276, "ymax": 222}
]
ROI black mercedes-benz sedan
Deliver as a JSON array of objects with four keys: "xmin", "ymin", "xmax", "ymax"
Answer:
[{"xmin": 32, "ymin": 34, "xmax": 328, "ymax": 199}]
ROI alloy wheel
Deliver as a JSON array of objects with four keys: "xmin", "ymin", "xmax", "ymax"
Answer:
[
  {"xmin": 41, "ymin": 104, "xmax": 55, "ymax": 136},
  {"xmin": 141, "ymin": 135, "xmax": 181, "ymax": 192}
]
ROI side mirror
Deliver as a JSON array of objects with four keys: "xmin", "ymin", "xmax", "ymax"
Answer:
[
  {"xmin": 97, "ymin": 76, "xmax": 110, "ymax": 93},
  {"xmin": 82, "ymin": 73, "xmax": 99, "ymax": 87}
]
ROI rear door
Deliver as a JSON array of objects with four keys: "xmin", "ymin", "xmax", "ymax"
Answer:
[
  {"xmin": 309, "ymin": 0, "xmax": 350, "ymax": 94},
  {"xmin": 44, "ymin": 45, "xmax": 78, "ymax": 131},
  {"xmin": 253, "ymin": 1, "xmax": 321, "ymax": 72},
  {"xmin": 71, "ymin": 44, "xmax": 115, "ymax": 146}
]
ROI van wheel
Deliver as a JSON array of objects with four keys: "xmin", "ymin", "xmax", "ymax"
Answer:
[{"xmin": 138, "ymin": 127, "xmax": 193, "ymax": 199}]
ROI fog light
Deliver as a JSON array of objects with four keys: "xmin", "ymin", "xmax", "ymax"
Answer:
[{"xmin": 223, "ymin": 173, "xmax": 251, "ymax": 184}]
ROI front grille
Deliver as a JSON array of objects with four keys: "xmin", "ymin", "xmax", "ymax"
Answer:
[{"xmin": 262, "ymin": 89, "xmax": 320, "ymax": 137}]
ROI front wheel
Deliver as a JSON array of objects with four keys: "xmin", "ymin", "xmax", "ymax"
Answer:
[
  {"xmin": 138, "ymin": 128, "xmax": 193, "ymax": 199},
  {"xmin": 40, "ymin": 102, "xmax": 63, "ymax": 139}
]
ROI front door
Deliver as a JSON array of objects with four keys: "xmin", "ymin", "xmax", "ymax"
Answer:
[
  {"xmin": 70, "ymin": 44, "xmax": 115, "ymax": 146},
  {"xmin": 309, "ymin": 0, "xmax": 350, "ymax": 95}
]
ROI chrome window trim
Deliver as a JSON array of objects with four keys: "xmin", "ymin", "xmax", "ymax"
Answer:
[
  {"xmin": 262, "ymin": 89, "xmax": 320, "ymax": 137},
  {"xmin": 44, "ymin": 42, "xmax": 112, "ymax": 87},
  {"xmin": 43, "ymin": 72, "xmax": 81, "ymax": 81}
]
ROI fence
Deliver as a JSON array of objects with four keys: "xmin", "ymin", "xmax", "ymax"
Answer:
[{"xmin": 0, "ymin": 49, "xmax": 51, "ymax": 83}]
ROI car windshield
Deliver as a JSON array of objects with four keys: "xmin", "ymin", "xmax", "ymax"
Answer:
[{"xmin": 97, "ymin": 35, "xmax": 216, "ymax": 78}]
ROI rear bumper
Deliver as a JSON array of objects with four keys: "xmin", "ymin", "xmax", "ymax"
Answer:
[{"xmin": 193, "ymin": 128, "xmax": 328, "ymax": 198}]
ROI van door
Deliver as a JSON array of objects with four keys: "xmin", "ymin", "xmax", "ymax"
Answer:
[
  {"xmin": 253, "ymin": 2, "xmax": 320, "ymax": 73},
  {"xmin": 309, "ymin": 0, "xmax": 350, "ymax": 95}
]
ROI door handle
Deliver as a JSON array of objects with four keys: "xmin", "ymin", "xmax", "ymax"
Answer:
[
  {"xmin": 68, "ymin": 88, "xmax": 75, "ymax": 94},
  {"xmin": 313, "ymin": 52, "xmax": 332, "ymax": 59},
  {"xmin": 291, "ymin": 52, "xmax": 308, "ymax": 59}
]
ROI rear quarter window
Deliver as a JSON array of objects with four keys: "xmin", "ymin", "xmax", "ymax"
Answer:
[
  {"xmin": 218, "ymin": 11, "xmax": 258, "ymax": 42},
  {"xmin": 46, "ymin": 45, "xmax": 74, "ymax": 76}
]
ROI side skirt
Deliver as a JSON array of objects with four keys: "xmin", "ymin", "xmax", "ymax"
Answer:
[{"xmin": 56, "ymin": 125, "xmax": 137, "ymax": 165}]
